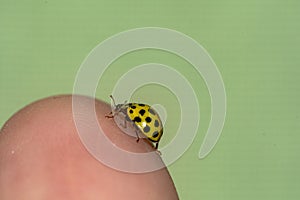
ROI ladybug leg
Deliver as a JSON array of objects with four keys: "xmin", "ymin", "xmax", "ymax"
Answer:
[
  {"xmin": 135, "ymin": 131, "xmax": 140, "ymax": 143},
  {"xmin": 154, "ymin": 143, "xmax": 161, "ymax": 155},
  {"xmin": 105, "ymin": 111, "xmax": 114, "ymax": 118},
  {"xmin": 156, "ymin": 149, "xmax": 161, "ymax": 155}
]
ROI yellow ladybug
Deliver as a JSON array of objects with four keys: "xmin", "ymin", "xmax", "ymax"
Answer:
[{"xmin": 106, "ymin": 95, "xmax": 163, "ymax": 149}]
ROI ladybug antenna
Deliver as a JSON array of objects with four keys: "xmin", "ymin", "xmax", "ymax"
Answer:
[{"xmin": 109, "ymin": 95, "xmax": 116, "ymax": 107}]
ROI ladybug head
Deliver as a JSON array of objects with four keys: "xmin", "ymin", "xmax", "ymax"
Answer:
[{"xmin": 114, "ymin": 103, "xmax": 124, "ymax": 111}]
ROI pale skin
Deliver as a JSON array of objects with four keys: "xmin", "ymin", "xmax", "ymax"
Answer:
[{"xmin": 0, "ymin": 95, "xmax": 179, "ymax": 200}]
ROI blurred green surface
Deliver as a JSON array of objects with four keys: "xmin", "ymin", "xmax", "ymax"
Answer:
[{"xmin": 1, "ymin": 0, "xmax": 299, "ymax": 199}]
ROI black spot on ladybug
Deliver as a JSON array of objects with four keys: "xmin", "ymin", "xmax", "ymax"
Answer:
[
  {"xmin": 148, "ymin": 108, "xmax": 155, "ymax": 115},
  {"xmin": 152, "ymin": 131, "xmax": 159, "ymax": 138},
  {"xmin": 139, "ymin": 109, "xmax": 145, "ymax": 116},
  {"xmin": 129, "ymin": 109, "xmax": 133, "ymax": 114},
  {"xmin": 138, "ymin": 104, "xmax": 145, "ymax": 106},
  {"xmin": 143, "ymin": 125, "xmax": 150, "ymax": 133},
  {"xmin": 128, "ymin": 103, "xmax": 133, "ymax": 106},
  {"xmin": 145, "ymin": 117, "xmax": 152, "ymax": 123},
  {"xmin": 131, "ymin": 105, "xmax": 136, "ymax": 109},
  {"xmin": 154, "ymin": 120, "xmax": 159, "ymax": 127},
  {"xmin": 133, "ymin": 116, "xmax": 141, "ymax": 122}
]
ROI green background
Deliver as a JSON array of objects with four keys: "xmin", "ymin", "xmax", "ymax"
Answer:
[{"xmin": 1, "ymin": 0, "xmax": 299, "ymax": 199}]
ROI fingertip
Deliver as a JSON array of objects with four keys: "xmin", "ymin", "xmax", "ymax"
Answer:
[{"xmin": 0, "ymin": 95, "xmax": 179, "ymax": 200}]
